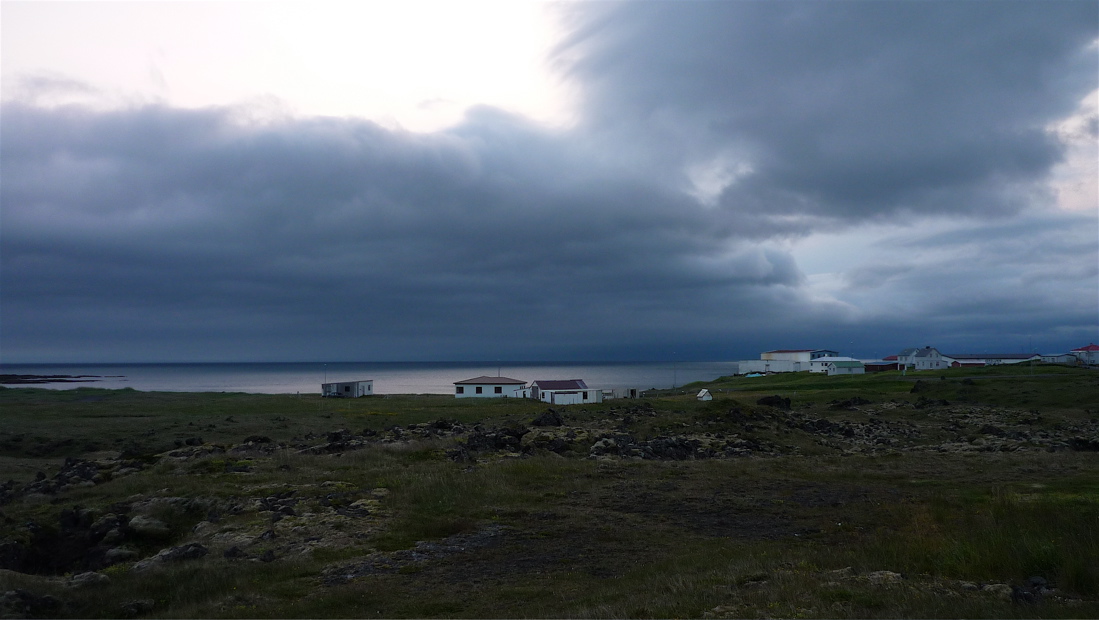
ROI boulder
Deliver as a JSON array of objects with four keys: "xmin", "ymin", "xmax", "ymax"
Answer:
[
  {"xmin": 0, "ymin": 590, "xmax": 62, "ymax": 619},
  {"xmin": 531, "ymin": 409, "xmax": 565, "ymax": 427},
  {"xmin": 756, "ymin": 395, "xmax": 791, "ymax": 410},
  {"xmin": 67, "ymin": 571, "xmax": 110, "ymax": 588},
  {"xmin": 866, "ymin": 570, "xmax": 903, "ymax": 585},
  {"xmin": 132, "ymin": 543, "xmax": 208, "ymax": 571},
  {"xmin": 104, "ymin": 546, "xmax": 138, "ymax": 565},
  {"xmin": 128, "ymin": 515, "xmax": 171, "ymax": 539},
  {"xmin": 118, "ymin": 599, "xmax": 154, "ymax": 618}
]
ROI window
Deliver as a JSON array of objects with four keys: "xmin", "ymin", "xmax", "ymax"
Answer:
[
  {"xmin": 582, "ymin": 391, "xmax": 588, "ymax": 400},
  {"xmin": 495, "ymin": 386, "xmax": 502, "ymax": 394},
  {"xmin": 476, "ymin": 386, "xmax": 483, "ymax": 394},
  {"xmin": 456, "ymin": 386, "xmax": 464, "ymax": 394}
]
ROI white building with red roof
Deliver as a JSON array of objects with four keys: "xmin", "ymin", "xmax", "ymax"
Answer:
[
  {"xmin": 1071, "ymin": 343, "xmax": 1099, "ymax": 365},
  {"xmin": 453, "ymin": 375, "xmax": 526, "ymax": 398}
]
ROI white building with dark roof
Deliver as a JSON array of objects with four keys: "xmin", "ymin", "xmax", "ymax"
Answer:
[
  {"xmin": 899, "ymin": 347, "xmax": 949, "ymax": 370},
  {"xmin": 914, "ymin": 347, "xmax": 949, "ymax": 370},
  {"xmin": 529, "ymin": 379, "xmax": 602, "ymax": 404},
  {"xmin": 826, "ymin": 361, "xmax": 865, "ymax": 376},
  {"xmin": 454, "ymin": 376, "xmax": 526, "ymax": 398}
]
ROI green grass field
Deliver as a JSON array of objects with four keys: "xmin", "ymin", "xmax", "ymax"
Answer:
[{"xmin": 1, "ymin": 366, "xmax": 1097, "ymax": 618}]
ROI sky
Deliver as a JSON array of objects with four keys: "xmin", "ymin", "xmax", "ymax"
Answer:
[{"xmin": 2, "ymin": 0, "xmax": 1097, "ymax": 363}]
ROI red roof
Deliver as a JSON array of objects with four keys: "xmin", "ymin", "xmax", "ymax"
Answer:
[
  {"xmin": 1072, "ymin": 343, "xmax": 1099, "ymax": 352},
  {"xmin": 882, "ymin": 355, "xmax": 898, "ymax": 361},
  {"xmin": 453, "ymin": 376, "xmax": 526, "ymax": 385}
]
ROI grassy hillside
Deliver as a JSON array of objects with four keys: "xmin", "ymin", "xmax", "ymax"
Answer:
[{"xmin": 1, "ymin": 366, "xmax": 1097, "ymax": 618}]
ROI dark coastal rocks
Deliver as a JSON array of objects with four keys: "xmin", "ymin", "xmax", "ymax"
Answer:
[
  {"xmin": 915, "ymin": 396, "xmax": 951, "ymax": 409},
  {"xmin": 0, "ymin": 589, "xmax": 63, "ymax": 619},
  {"xmin": 118, "ymin": 599, "xmax": 155, "ymax": 618},
  {"xmin": 463, "ymin": 427, "xmax": 529, "ymax": 453},
  {"xmin": 127, "ymin": 515, "xmax": 170, "ymax": 540},
  {"xmin": 0, "ymin": 541, "xmax": 27, "ymax": 571},
  {"xmin": 1068, "ymin": 436, "xmax": 1099, "ymax": 451},
  {"xmin": 323, "ymin": 524, "xmax": 506, "ymax": 585},
  {"xmin": 829, "ymin": 397, "xmax": 872, "ymax": 410},
  {"xmin": 2, "ymin": 458, "xmax": 114, "ymax": 504},
  {"xmin": 756, "ymin": 395, "xmax": 791, "ymax": 410},
  {"xmin": 173, "ymin": 437, "xmax": 204, "ymax": 448},
  {"xmin": 131, "ymin": 543, "xmax": 208, "ymax": 572},
  {"xmin": 531, "ymin": 409, "xmax": 565, "ymax": 427},
  {"xmin": 588, "ymin": 433, "xmax": 773, "ymax": 460},
  {"xmin": 67, "ymin": 571, "xmax": 110, "ymax": 588}
]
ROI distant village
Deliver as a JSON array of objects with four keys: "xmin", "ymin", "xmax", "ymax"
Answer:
[{"xmin": 321, "ymin": 343, "xmax": 1099, "ymax": 403}]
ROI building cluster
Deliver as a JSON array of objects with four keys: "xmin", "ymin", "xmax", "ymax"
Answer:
[
  {"xmin": 320, "ymin": 343, "xmax": 1099, "ymax": 398},
  {"xmin": 734, "ymin": 343, "xmax": 1099, "ymax": 376},
  {"xmin": 453, "ymin": 376, "xmax": 626, "ymax": 404},
  {"xmin": 321, "ymin": 376, "xmax": 641, "ymax": 403}
]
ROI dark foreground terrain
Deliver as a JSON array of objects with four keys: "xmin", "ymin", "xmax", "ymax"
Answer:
[{"xmin": 1, "ymin": 366, "xmax": 1097, "ymax": 618}]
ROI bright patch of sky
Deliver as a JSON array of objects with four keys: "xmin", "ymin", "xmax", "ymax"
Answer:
[
  {"xmin": 1, "ymin": 1, "xmax": 570, "ymax": 132},
  {"xmin": 1048, "ymin": 88, "xmax": 1099, "ymax": 212}
]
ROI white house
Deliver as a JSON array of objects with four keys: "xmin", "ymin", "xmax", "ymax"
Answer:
[
  {"xmin": 914, "ymin": 347, "xmax": 949, "ymax": 370},
  {"xmin": 454, "ymin": 376, "xmax": 526, "ymax": 398},
  {"xmin": 697, "ymin": 389, "xmax": 713, "ymax": 401},
  {"xmin": 1071, "ymin": 344, "xmax": 1099, "ymax": 365},
  {"xmin": 899, "ymin": 347, "xmax": 949, "ymax": 370},
  {"xmin": 826, "ymin": 361, "xmax": 865, "ymax": 375},
  {"xmin": 1041, "ymin": 353, "xmax": 1077, "ymax": 364},
  {"xmin": 529, "ymin": 379, "xmax": 603, "ymax": 404},
  {"xmin": 897, "ymin": 348, "xmax": 919, "ymax": 368},
  {"xmin": 808, "ymin": 356, "xmax": 861, "ymax": 373},
  {"xmin": 322, "ymin": 380, "xmax": 373, "ymax": 398}
]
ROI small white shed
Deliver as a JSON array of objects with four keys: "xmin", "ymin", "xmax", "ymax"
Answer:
[
  {"xmin": 322, "ymin": 380, "xmax": 373, "ymax": 397},
  {"xmin": 697, "ymin": 389, "xmax": 712, "ymax": 401}
]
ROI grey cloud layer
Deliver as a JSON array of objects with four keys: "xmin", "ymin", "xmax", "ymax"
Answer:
[
  {"xmin": 2, "ymin": 1, "xmax": 1096, "ymax": 362},
  {"xmin": 557, "ymin": 1, "xmax": 1097, "ymax": 222},
  {"xmin": 2, "ymin": 103, "xmax": 813, "ymax": 361}
]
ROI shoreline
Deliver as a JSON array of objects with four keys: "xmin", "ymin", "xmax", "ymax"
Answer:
[{"xmin": 0, "ymin": 374, "xmax": 107, "ymax": 385}]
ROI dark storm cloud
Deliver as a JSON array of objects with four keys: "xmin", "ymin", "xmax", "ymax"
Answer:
[
  {"xmin": 1, "ymin": 102, "xmax": 817, "ymax": 361},
  {"xmin": 2, "ymin": 1, "xmax": 1096, "ymax": 363},
  {"xmin": 556, "ymin": 1, "xmax": 1097, "ymax": 222}
]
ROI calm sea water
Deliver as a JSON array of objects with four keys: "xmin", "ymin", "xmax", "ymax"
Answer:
[{"xmin": 0, "ymin": 361, "xmax": 739, "ymax": 395}]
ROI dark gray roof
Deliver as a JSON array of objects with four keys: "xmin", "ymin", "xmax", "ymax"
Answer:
[{"xmin": 532, "ymin": 379, "xmax": 588, "ymax": 390}]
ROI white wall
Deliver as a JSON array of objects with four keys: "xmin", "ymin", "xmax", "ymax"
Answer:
[
  {"xmin": 827, "ymin": 365, "xmax": 865, "ymax": 376},
  {"xmin": 455, "ymin": 383, "xmax": 524, "ymax": 398},
  {"xmin": 761, "ymin": 351, "xmax": 813, "ymax": 363},
  {"xmin": 808, "ymin": 356, "xmax": 859, "ymax": 373},
  {"xmin": 739, "ymin": 359, "xmax": 803, "ymax": 374},
  {"xmin": 541, "ymin": 389, "xmax": 603, "ymax": 404}
]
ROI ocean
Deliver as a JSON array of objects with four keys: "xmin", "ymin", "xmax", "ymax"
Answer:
[{"xmin": 0, "ymin": 361, "xmax": 740, "ymax": 395}]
